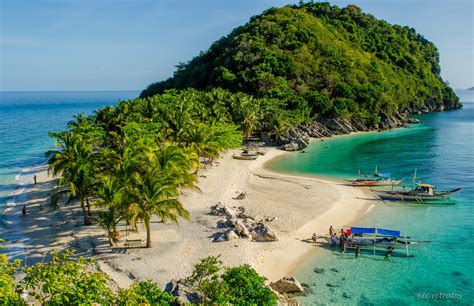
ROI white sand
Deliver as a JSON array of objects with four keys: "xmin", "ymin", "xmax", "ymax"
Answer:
[{"xmin": 3, "ymin": 146, "xmax": 374, "ymax": 288}]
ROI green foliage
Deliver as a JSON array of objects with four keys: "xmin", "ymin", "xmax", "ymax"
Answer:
[
  {"xmin": 141, "ymin": 2, "xmax": 460, "ymax": 126},
  {"xmin": 22, "ymin": 250, "xmax": 114, "ymax": 304},
  {"xmin": 116, "ymin": 280, "xmax": 176, "ymax": 305},
  {"xmin": 186, "ymin": 255, "xmax": 222, "ymax": 287},
  {"xmin": 0, "ymin": 253, "xmax": 23, "ymax": 305},
  {"xmin": 198, "ymin": 265, "xmax": 277, "ymax": 305},
  {"xmin": 187, "ymin": 256, "xmax": 277, "ymax": 305}
]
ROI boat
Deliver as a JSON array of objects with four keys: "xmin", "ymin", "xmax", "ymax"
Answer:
[
  {"xmin": 232, "ymin": 154, "xmax": 257, "ymax": 160},
  {"xmin": 346, "ymin": 166, "xmax": 402, "ymax": 187},
  {"xmin": 373, "ymin": 183, "xmax": 461, "ymax": 204},
  {"xmin": 326, "ymin": 227, "xmax": 430, "ymax": 257}
]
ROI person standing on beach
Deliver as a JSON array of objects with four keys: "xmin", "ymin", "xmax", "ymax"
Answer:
[
  {"xmin": 33, "ymin": 175, "xmax": 37, "ymax": 185},
  {"xmin": 329, "ymin": 225, "xmax": 334, "ymax": 236},
  {"xmin": 22, "ymin": 205, "xmax": 27, "ymax": 216},
  {"xmin": 355, "ymin": 246, "xmax": 360, "ymax": 258}
]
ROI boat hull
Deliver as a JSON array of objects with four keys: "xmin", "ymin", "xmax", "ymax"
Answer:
[{"xmin": 373, "ymin": 190, "xmax": 459, "ymax": 203}]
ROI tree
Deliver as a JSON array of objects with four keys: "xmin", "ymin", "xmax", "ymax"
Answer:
[
  {"xmin": 128, "ymin": 166, "xmax": 190, "ymax": 248},
  {"xmin": 95, "ymin": 177, "xmax": 126, "ymax": 246},
  {"xmin": 186, "ymin": 256, "xmax": 277, "ymax": 305},
  {"xmin": 0, "ymin": 239, "xmax": 23, "ymax": 305},
  {"xmin": 22, "ymin": 250, "xmax": 114, "ymax": 304},
  {"xmin": 116, "ymin": 280, "xmax": 175, "ymax": 305}
]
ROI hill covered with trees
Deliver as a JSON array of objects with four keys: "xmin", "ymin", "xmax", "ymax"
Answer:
[{"xmin": 141, "ymin": 2, "xmax": 461, "ymax": 128}]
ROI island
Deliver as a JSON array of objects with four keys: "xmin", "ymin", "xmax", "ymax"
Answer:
[{"xmin": 2, "ymin": 2, "xmax": 462, "ymax": 305}]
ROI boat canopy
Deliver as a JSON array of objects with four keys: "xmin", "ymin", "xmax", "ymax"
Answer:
[
  {"xmin": 417, "ymin": 183, "xmax": 434, "ymax": 188},
  {"xmin": 350, "ymin": 227, "xmax": 401, "ymax": 237},
  {"xmin": 375, "ymin": 172, "xmax": 391, "ymax": 178}
]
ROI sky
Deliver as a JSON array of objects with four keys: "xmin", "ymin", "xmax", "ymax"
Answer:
[{"xmin": 0, "ymin": 0, "xmax": 473, "ymax": 91}]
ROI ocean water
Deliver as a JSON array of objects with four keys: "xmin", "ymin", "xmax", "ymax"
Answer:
[
  {"xmin": 0, "ymin": 91, "xmax": 139, "ymax": 223},
  {"xmin": 268, "ymin": 90, "xmax": 474, "ymax": 305}
]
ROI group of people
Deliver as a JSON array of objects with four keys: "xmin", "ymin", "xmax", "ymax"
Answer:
[{"xmin": 327, "ymin": 225, "xmax": 361, "ymax": 259}]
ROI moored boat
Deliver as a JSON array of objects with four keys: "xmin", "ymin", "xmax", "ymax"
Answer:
[
  {"xmin": 373, "ymin": 183, "xmax": 461, "ymax": 204},
  {"xmin": 346, "ymin": 166, "xmax": 402, "ymax": 187},
  {"xmin": 232, "ymin": 154, "xmax": 258, "ymax": 160}
]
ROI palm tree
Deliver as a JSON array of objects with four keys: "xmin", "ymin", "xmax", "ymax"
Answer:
[
  {"xmin": 46, "ymin": 132, "xmax": 97, "ymax": 225},
  {"xmin": 128, "ymin": 167, "xmax": 190, "ymax": 248},
  {"xmin": 95, "ymin": 177, "xmax": 126, "ymax": 246}
]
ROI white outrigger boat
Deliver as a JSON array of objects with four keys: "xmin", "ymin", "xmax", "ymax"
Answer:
[
  {"xmin": 345, "ymin": 166, "xmax": 402, "ymax": 187},
  {"xmin": 316, "ymin": 227, "xmax": 430, "ymax": 258}
]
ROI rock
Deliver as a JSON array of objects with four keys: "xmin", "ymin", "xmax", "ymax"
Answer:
[
  {"xmin": 330, "ymin": 268, "xmax": 339, "ymax": 273},
  {"xmin": 223, "ymin": 206, "xmax": 237, "ymax": 218},
  {"xmin": 407, "ymin": 118, "xmax": 421, "ymax": 123},
  {"xmin": 452, "ymin": 271, "xmax": 462, "ymax": 277},
  {"xmin": 249, "ymin": 223, "xmax": 279, "ymax": 242},
  {"xmin": 225, "ymin": 229, "xmax": 239, "ymax": 241},
  {"xmin": 342, "ymin": 292, "xmax": 352, "ymax": 299},
  {"xmin": 270, "ymin": 276, "xmax": 305, "ymax": 294},
  {"xmin": 165, "ymin": 279, "xmax": 202, "ymax": 305},
  {"xmin": 283, "ymin": 142, "xmax": 299, "ymax": 151},
  {"xmin": 232, "ymin": 219, "xmax": 251, "ymax": 238},
  {"xmin": 264, "ymin": 216, "xmax": 277, "ymax": 222},
  {"xmin": 313, "ymin": 268, "xmax": 325, "ymax": 274},
  {"xmin": 209, "ymin": 202, "xmax": 225, "ymax": 216},
  {"xmin": 232, "ymin": 192, "xmax": 247, "ymax": 200},
  {"xmin": 212, "ymin": 232, "xmax": 226, "ymax": 242},
  {"xmin": 326, "ymin": 283, "xmax": 340, "ymax": 288},
  {"xmin": 216, "ymin": 219, "xmax": 229, "ymax": 228}
]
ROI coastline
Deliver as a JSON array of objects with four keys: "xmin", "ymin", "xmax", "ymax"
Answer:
[{"xmin": 2, "ymin": 137, "xmax": 375, "ymax": 288}]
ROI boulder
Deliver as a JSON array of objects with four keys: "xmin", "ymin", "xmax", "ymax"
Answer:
[
  {"xmin": 249, "ymin": 223, "xmax": 278, "ymax": 242},
  {"xmin": 212, "ymin": 232, "xmax": 227, "ymax": 242},
  {"xmin": 165, "ymin": 279, "xmax": 202, "ymax": 305},
  {"xmin": 209, "ymin": 202, "xmax": 225, "ymax": 216},
  {"xmin": 283, "ymin": 142, "xmax": 299, "ymax": 151},
  {"xmin": 270, "ymin": 276, "xmax": 305, "ymax": 294},
  {"xmin": 225, "ymin": 229, "xmax": 239, "ymax": 241},
  {"xmin": 223, "ymin": 206, "xmax": 236, "ymax": 218},
  {"xmin": 231, "ymin": 219, "xmax": 251, "ymax": 238}
]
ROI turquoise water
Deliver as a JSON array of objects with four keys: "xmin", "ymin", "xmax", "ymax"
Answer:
[
  {"xmin": 268, "ymin": 91, "xmax": 474, "ymax": 305},
  {"xmin": 0, "ymin": 91, "xmax": 139, "ymax": 222}
]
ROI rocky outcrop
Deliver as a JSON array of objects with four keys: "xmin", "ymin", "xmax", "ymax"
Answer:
[
  {"xmin": 277, "ymin": 113, "xmax": 411, "ymax": 150},
  {"xmin": 165, "ymin": 279, "xmax": 203, "ymax": 305},
  {"xmin": 270, "ymin": 277, "xmax": 305, "ymax": 294},
  {"xmin": 209, "ymin": 204, "xmax": 278, "ymax": 242},
  {"xmin": 249, "ymin": 223, "xmax": 279, "ymax": 242}
]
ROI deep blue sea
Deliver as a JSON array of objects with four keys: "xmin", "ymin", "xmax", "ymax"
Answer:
[
  {"xmin": 0, "ymin": 91, "xmax": 139, "ymax": 223},
  {"xmin": 268, "ymin": 90, "xmax": 474, "ymax": 305}
]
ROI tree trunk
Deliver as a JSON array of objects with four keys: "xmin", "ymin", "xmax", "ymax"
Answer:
[
  {"xmin": 80, "ymin": 198, "xmax": 90, "ymax": 225},
  {"xmin": 146, "ymin": 224, "xmax": 151, "ymax": 248},
  {"xmin": 107, "ymin": 233, "xmax": 115, "ymax": 247},
  {"xmin": 86, "ymin": 198, "xmax": 92, "ymax": 216}
]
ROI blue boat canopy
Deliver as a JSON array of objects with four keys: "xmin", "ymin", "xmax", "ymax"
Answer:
[
  {"xmin": 375, "ymin": 172, "xmax": 391, "ymax": 178},
  {"xmin": 350, "ymin": 227, "xmax": 400, "ymax": 237}
]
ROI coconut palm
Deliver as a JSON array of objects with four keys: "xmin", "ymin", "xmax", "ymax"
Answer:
[
  {"xmin": 95, "ymin": 177, "xmax": 126, "ymax": 246},
  {"xmin": 128, "ymin": 166, "xmax": 190, "ymax": 248}
]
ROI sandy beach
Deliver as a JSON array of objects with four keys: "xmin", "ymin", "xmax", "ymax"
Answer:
[{"xmin": 2, "ymin": 145, "xmax": 374, "ymax": 288}]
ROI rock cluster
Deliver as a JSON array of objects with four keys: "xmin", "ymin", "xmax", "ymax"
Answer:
[
  {"xmin": 210, "ymin": 203, "xmax": 278, "ymax": 242},
  {"xmin": 270, "ymin": 277, "xmax": 305, "ymax": 294},
  {"xmin": 165, "ymin": 279, "xmax": 203, "ymax": 305},
  {"xmin": 276, "ymin": 111, "xmax": 427, "ymax": 151}
]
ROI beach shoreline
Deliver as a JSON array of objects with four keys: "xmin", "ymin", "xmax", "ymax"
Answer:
[{"xmin": 2, "ymin": 138, "xmax": 375, "ymax": 288}]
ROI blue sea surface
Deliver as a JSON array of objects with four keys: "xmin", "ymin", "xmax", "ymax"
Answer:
[
  {"xmin": 268, "ymin": 90, "xmax": 474, "ymax": 305},
  {"xmin": 0, "ymin": 91, "xmax": 139, "ymax": 222}
]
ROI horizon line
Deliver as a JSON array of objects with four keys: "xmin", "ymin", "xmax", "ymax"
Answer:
[{"xmin": 0, "ymin": 90, "xmax": 141, "ymax": 93}]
